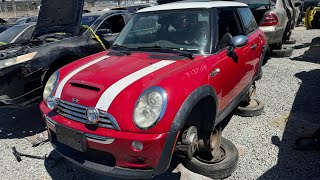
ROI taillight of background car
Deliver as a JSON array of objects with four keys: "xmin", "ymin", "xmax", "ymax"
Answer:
[{"xmin": 260, "ymin": 12, "xmax": 279, "ymax": 26}]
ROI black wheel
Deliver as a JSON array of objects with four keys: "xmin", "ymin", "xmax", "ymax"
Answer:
[
  {"xmin": 272, "ymin": 46, "xmax": 293, "ymax": 58},
  {"xmin": 285, "ymin": 39, "xmax": 297, "ymax": 44},
  {"xmin": 235, "ymin": 99, "xmax": 264, "ymax": 117},
  {"xmin": 182, "ymin": 137, "xmax": 239, "ymax": 179}
]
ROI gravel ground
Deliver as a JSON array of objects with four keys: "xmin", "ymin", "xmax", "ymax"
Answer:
[{"xmin": 0, "ymin": 27, "xmax": 320, "ymax": 180}]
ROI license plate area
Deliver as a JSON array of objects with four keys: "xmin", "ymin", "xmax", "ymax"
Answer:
[{"xmin": 56, "ymin": 124, "xmax": 87, "ymax": 152}]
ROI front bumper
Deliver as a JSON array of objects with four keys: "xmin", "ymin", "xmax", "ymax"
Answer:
[{"xmin": 40, "ymin": 102, "xmax": 179, "ymax": 179}]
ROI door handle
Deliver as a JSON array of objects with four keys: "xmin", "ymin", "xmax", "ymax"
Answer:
[{"xmin": 251, "ymin": 44, "xmax": 257, "ymax": 50}]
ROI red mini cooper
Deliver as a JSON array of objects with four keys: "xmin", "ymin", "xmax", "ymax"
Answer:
[{"xmin": 40, "ymin": 1, "xmax": 267, "ymax": 179}]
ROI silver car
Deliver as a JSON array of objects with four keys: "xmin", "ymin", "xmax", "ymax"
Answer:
[{"xmin": 237, "ymin": 0, "xmax": 293, "ymax": 49}]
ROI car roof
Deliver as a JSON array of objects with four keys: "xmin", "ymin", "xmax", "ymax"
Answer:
[
  {"xmin": 82, "ymin": 10, "xmax": 128, "ymax": 17},
  {"xmin": 138, "ymin": 1, "xmax": 247, "ymax": 12}
]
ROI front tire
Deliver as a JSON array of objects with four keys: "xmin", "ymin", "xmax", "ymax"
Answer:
[{"xmin": 182, "ymin": 137, "xmax": 239, "ymax": 179}]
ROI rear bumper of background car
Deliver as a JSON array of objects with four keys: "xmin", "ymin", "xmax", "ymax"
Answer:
[
  {"xmin": 259, "ymin": 26, "xmax": 286, "ymax": 45},
  {"xmin": 40, "ymin": 102, "xmax": 179, "ymax": 179}
]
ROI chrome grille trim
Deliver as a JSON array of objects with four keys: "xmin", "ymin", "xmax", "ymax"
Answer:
[{"xmin": 55, "ymin": 100, "xmax": 120, "ymax": 130}]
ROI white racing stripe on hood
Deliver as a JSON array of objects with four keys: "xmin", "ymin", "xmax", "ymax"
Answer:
[
  {"xmin": 96, "ymin": 60, "xmax": 175, "ymax": 111},
  {"xmin": 54, "ymin": 55, "xmax": 109, "ymax": 98}
]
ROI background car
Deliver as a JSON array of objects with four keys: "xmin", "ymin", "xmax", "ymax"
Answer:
[
  {"xmin": 0, "ymin": 0, "xmax": 135, "ymax": 108},
  {"xmin": 110, "ymin": 4, "xmax": 150, "ymax": 12},
  {"xmin": 232, "ymin": 0, "xmax": 290, "ymax": 50},
  {"xmin": 0, "ymin": 18, "xmax": 13, "ymax": 33},
  {"xmin": 303, "ymin": 0, "xmax": 320, "ymax": 12},
  {"xmin": 0, "ymin": 23, "xmax": 36, "ymax": 45},
  {"xmin": 14, "ymin": 16, "xmax": 38, "ymax": 25}
]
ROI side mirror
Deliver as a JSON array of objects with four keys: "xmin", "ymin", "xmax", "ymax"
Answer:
[
  {"xmin": 96, "ymin": 29, "xmax": 112, "ymax": 36},
  {"xmin": 294, "ymin": 2, "xmax": 301, "ymax": 7},
  {"xmin": 226, "ymin": 35, "xmax": 248, "ymax": 57}
]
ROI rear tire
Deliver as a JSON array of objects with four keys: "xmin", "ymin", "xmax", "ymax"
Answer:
[
  {"xmin": 182, "ymin": 137, "xmax": 239, "ymax": 179},
  {"xmin": 272, "ymin": 46, "xmax": 293, "ymax": 58},
  {"xmin": 235, "ymin": 99, "xmax": 264, "ymax": 117}
]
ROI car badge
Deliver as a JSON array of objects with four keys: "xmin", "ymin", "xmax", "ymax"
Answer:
[{"xmin": 72, "ymin": 98, "xmax": 79, "ymax": 103}]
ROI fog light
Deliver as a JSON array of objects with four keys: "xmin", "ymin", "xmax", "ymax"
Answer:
[
  {"xmin": 132, "ymin": 141, "xmax": 143, "ymax": 151},
  {"xmin": 46, "ymin": 96, "xmax": 57, "ymax": 110}
]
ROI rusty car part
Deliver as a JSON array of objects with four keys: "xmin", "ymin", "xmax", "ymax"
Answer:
[
  {"xmin": 12, "ymin": 146, "xmax": 47, "ymax": 162},
  {"xmin": 176, "ymin": 126, "xmax": 198, "ymax": 159}
]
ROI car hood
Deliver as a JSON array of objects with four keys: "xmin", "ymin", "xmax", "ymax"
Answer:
[
  {"xmin": 33, "ymin": 0, "xmax": 84, "ymax": 38},
  {"xmin": 55, "ymin": 52, "xmax": 198, "ymax": 111}
]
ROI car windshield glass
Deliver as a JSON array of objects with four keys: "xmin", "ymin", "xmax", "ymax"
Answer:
[
  {"xmin": 81, "ymin": 15, "xmax": 100, "ymax": 26},
  {"xmin": 113, "ymin": 9, "xmax": 211, "ymax": 54},
  {"xmin": 0, "ymin": 25, "xmax": 28, "ymax": 44}
]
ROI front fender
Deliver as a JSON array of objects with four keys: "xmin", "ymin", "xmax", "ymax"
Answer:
[{"xmin": 169, "ymin": 85, "xmax": 218, "ymax": 132}]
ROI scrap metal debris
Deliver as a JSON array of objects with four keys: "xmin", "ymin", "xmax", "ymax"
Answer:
[
  {"xmin": 12, "ymin": 146, "xmax": 47, "ymax": 162},
  {"xmin": 25, "ymin": 131, "xmax": 48, "ymax": 147}
]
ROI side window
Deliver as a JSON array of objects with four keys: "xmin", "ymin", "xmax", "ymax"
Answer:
[
  {"xmin": 16, "ymin": 25, "xmax": 35, "ymax": 43},
  {"xmin": 132, "ymin": 16, "xmax": 158, "ymax": 31},
  {"xmin": 238, "ymin": 8, "xmax": 258, "ymax": 35},
  {"xmin": 217, "ymin": 8, "xmax": 244, "ymax": 50},
  {"xmin": 98, "ymin": 15, "xmax": 126, "ymax": 34}
]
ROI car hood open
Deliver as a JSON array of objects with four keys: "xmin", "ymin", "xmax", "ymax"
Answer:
[{"xmin": 33, "ymin": 0, "xmax": 84, "ymax": 38}]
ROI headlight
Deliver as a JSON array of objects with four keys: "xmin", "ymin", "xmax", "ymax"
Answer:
[
  {"xmin": 0, "ymin": 52, "xmax": 38, "ymax": 67},
  {"xmin": 43, "ymin": 71, "xmax": 59, "ymax": 101},
  {"xmin": 133, "ymin": 87, "xmax": 167, "ymax": 130}
]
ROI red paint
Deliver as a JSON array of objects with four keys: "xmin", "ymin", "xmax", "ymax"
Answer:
[{"xmin": 40, "ymin": 28, "xmax": 266, "ymax": 171}]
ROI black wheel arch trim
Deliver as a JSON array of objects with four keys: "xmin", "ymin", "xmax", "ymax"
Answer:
[{"xmin": 169, "ymin": 85, "xmax": 219, "ymax": 132}]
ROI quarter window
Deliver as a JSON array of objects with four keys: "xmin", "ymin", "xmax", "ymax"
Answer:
[{"xmin": 238, "ymin": 8, "xmax": 258, "ymax": 35}]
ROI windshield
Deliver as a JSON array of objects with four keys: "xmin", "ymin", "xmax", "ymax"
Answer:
[
  {"xmin": 0, "ymin": 24, "xmax": 28, "ymax": 44},
  {"xmin": 114, "ymin": 9, "xmax": 211, "ymax": 54},
  {"xmin": 81, "ymin": 15, "xmax": 100, "ymax": 26}
]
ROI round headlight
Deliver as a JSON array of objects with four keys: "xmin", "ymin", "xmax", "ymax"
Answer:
[
  {"xmin": 43, "ymin": 71, "xmax": 59, "ymax": 101},
  {"xmin": 133, "ymin": 87, "xmax": 167, "ymax": 130},
  {"xmin": 46, "ymin": 96, "xmax": 57, "ymax": 110}
]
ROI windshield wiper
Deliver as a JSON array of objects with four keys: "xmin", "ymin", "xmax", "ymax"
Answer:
[
  {"xmin": 137, "ymin": 45, "xmax": 194, "ymax": 60},
  {"xmin": 111, "ymin": 44, "xmax": 131, "ymax": 55}
]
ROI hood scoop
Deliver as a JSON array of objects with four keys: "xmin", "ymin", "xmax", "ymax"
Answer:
[
  {"xmin": 33, "ymin": 0, "xmax": 84, "ymax": 38},
  {"xmin": 148, "ymin": 54, "xmax": 187, "ymax": 60},
  {"xmin": 70, "ymin": 83, "xmax": 100, "ymax": 92}
]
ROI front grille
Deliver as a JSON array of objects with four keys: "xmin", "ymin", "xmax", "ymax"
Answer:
[{"xmin": 56, "ymin": 100, "xmax": 120, "ymax": 130}]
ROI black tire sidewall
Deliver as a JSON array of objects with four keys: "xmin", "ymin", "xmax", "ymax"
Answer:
[
  {"xmin": 182, "ymin": 137, "xmax": 239, "ymax": 179},
  {"xmin": 235, "ymin": 99, "xmax": 265, "ymax": 117}
]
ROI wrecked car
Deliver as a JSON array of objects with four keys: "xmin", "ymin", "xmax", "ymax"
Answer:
[
  {"xmin": 0, "ymin": 0, "xmax": 133, "ymax": 107},
  {"xmin": 40, "ymin": 1, "xmax": 267, "ymax": 179},
  {"xmin": 0, "ymin": 23, "xmax": 36, "ymax": 46}
]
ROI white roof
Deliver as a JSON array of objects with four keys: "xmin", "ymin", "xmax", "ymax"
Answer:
[{"xmin": 138, "ymin": 1, "xmax": 247, "ymax": 12}]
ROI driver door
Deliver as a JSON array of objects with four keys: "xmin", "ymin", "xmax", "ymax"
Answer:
[
  {"xmin": 96, "ymin": 14, "xmax": 127, "ymax": 45},
  {"xmin": 209, "ymin": 8, "xmax": 252, "ymax": 111}
]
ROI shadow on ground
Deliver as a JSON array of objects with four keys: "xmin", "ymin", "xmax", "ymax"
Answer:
[
  {"xmin": 259, "ymin": 41, "xmax": 320, "ymax": 179},
  {"xmin": 0, "ymin": 103, "xmax": 46, "ymax": 139},
  {"xmin": 44, "ymin": 150, "xmax": 182, "ymax": 180},
  {"xmin": 291, "ymin": 37, "xmax": 320, "ymax": 64}
]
